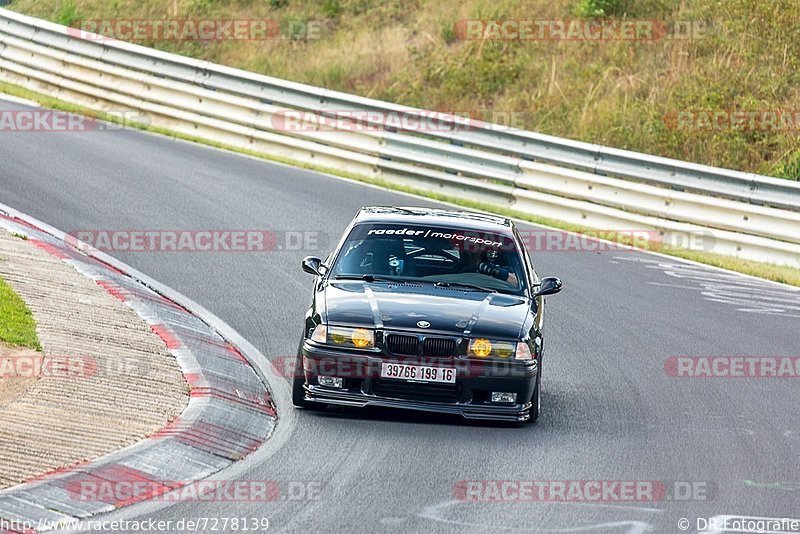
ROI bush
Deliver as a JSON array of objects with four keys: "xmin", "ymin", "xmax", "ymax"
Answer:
[
  {"xmin": 322, "ymin": 0, "xmax": 341, "ymax": 18},
  {"xmin": 575, "ymin": 0, "xmax": 626, "ymax": 18},
  {"xmin": 773, "ymin": 152, "xmax": 800, "ymax": 181},
  {"xmin": 56, "ymin": 0, "xmax": 80, "ymax": 27}
]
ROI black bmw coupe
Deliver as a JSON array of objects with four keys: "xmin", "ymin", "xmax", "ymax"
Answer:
[{"xmin": 292, "ymin": 206, "xmax": 562, "ymax": 423}]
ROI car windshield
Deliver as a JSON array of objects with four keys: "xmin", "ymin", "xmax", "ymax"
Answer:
[{"xmin": 328, "ymin": 223, "xmax": 528, "ymax": 295}]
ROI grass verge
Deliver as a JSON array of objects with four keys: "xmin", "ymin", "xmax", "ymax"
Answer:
[
  {"xmin": 1, "ymin": 80, "xmax": 798, "ymax": 288},
  {"xmin": 0, "ymin": 274, "xmax": 41, "ymax": 351}
]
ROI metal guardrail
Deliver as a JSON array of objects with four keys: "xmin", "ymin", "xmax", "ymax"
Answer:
[{"xmin": 1, "ymin": 8, "xmax": 799, "ymax": 268}]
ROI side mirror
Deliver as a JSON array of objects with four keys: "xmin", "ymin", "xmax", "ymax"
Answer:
[
  {"xmin": 302, "ymin": 256, "xmax": 324, "ymax": 276},
  {"xmin": 534, "ymin": 276, "xmax": 562, "ymax": 297}
]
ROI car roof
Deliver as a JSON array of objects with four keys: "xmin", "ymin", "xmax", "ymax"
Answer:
[{"xmin": 354, "ymin": 206, "xmax": 515, "ymax": 234}]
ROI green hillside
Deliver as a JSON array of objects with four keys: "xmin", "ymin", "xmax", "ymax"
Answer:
[{"xmin": 8, "ymin": 0, "xmax": 800, "ymax": 179}]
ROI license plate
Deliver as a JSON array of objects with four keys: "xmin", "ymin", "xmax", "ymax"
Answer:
[{"xmin": 380, "ymin": 362, "xmax": 456, "ymax": 383}]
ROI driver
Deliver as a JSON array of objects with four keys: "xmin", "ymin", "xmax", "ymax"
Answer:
[{"xmin": 459, "ymin": 249, "xmax": 519, "ymax": 286}]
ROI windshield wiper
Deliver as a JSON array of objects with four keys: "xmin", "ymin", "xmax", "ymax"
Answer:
[
  {"xmin": 333, "ymin": 275, "xmax": 496, "ymax": 292},
  {"xmin": 333, "ymin": 274, "xmax": 399, "ymax": 283},
  {"xmin": 433, "ymin": 281, "xmax": 496, "ymax": 293}
]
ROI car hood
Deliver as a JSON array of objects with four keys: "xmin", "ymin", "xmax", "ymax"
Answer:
[{"xmin": 323, "ymin": 281, "xmax": 531, "ymax": 339}]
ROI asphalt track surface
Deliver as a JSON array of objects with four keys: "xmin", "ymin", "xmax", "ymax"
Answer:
[{"xmin": 1, "ymin": 98, "xmax": 799, "ymax": 533}]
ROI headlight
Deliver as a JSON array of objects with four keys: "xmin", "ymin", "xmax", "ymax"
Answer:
[
  {"xmin": 468, "ymin": 338, "xmax": 516, "ymax": 359},
  {"xmin": 325, "ymin": 326, "xmax": 375, "ymax": 349}
]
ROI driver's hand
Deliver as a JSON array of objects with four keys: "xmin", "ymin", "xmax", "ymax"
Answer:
[{"xmin": 478, "ymin": 262, "xmax": 510, "ymax": 281}]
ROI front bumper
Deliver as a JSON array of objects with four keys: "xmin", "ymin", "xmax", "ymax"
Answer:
[{"xmin": 300, "ymin": 342, "xmax": 538, "ymax": 422}]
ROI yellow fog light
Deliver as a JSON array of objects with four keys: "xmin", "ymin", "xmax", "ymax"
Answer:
[
  {"xmin": 495, "ymin": 344, "xmax": 514, "ymax": 359},
  {"xmin": 469, "ymin": 338, "xmax": 516, "ymax": 359},
  {"xmin": 330, "ymin": 329, "xmax": 349, "ymax": 345},
  {"xmin": 327, "ymin": 326, "xmax": 375, "ymax": 349},
  {"xmin": 469, "ymin": 338, "xmax": 492, "ymax": 358},
  {"xmin": 351, "ymin": 328, "xmax": 372, "ymax": 348}
]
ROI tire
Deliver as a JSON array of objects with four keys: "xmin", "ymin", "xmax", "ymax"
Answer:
[{"xmin": 292, "ymin": 354, "xmax": 326, "ymax": 410}]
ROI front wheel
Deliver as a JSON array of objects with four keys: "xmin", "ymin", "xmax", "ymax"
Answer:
[{"xmin": 292, "ymin": 354, "xmax": 326, "ymax": 410}]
